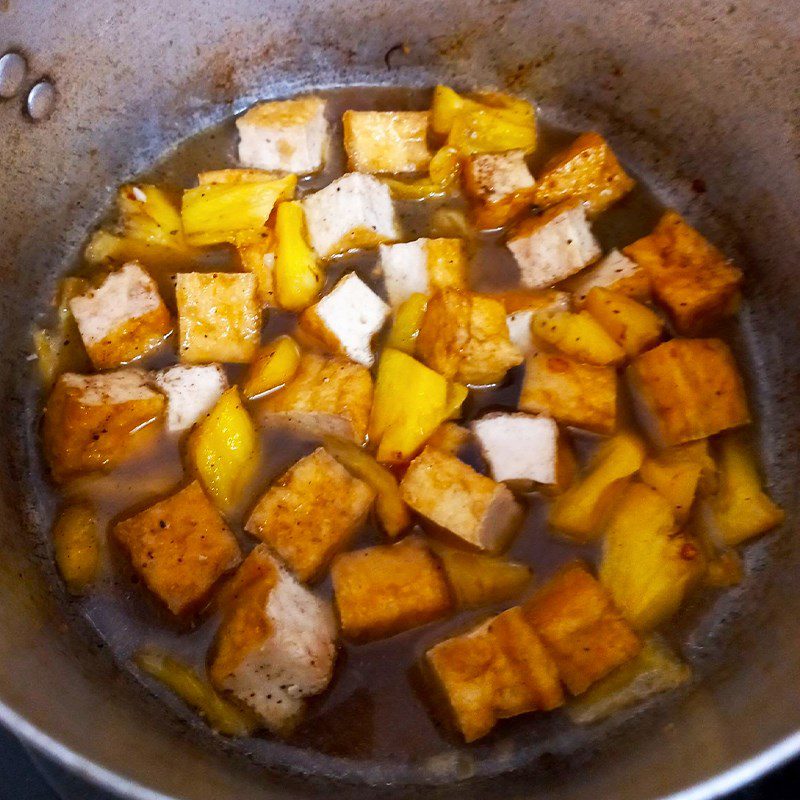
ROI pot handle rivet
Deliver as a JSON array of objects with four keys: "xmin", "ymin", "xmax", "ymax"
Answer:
[
  {"xmin": 0, "ymin": 52, "xmax": 27, "ymax": 99},
  {"xmin": 26, "ymin": 79, "xmax": 56, "ymax": 121}
]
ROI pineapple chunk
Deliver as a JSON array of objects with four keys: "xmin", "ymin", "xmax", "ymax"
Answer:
[
  {"xmin": 534, "ymin": 132, "xmax": 635, "ymax": 216},
  {"xmin": 176, "ymin": 272, "xmax": 260, "ymax": 364},
  {"xmin": 381, "ymin": 145, "xmax": 461, "ymax": 200},
  {"xmin": 52, "ymin": 503, "xmax": 100, "ymax": 594},
  {"xmin": 426, "ymin": 607, "xmax": 563, "ymax": 742},
  {"xmin": 639, "ymin": 454, "xmax": 703, "ymax": 524},
  {"xmin": 116, "ymin": 183, "xmax": 191, "ymax": 251},
  {"xmin": 600, "ymin": 482, "xmax": 705, "ymax": 631},
  {"xmin": 519, "ymin": 352, "xmax": 617, "ymax": 435},
  {"xmin": 700, "ymin": 433, "xmax": 784, "ymax": 547},
  {"xmin": 240, "ymin": 336, "xmax": 301, "ymax": 400},
  {"xmin": 400, "ymin": 446, "xmax": 522, "ymax": 553},
  {"xmin": 385, "ymin": 292, "xmax": 428, "ymax": 353},
  {"xmin": 623, "ymin": 211, "xmax": 742, "ymax": 334},
  {"xmin": 530, "ymin": 309, "xmax": 626, "ymax": 366},
  {"xmin": 429, "ymin": 542, "xmax": 531, "ymax": 608},
  {"xmin": 273, "ymin": 200, "xmax": 325, "ymax": 312},
  {"xmin": 416, "ymin": 289, "xmax": 523, "ymax": 386},
  {"xmin": 567, "ymin": 636, "xmax": 690, "ymax": 724},
  {"xmin": 331, "ymin": 538, "xmax": 452, "ymax": 641},
  {"xmin": 197, "ymin": 168, "xmax": 280, "ymax": 185},
  {"xmin": 343, "ymin": 110, "xmax": 432, "ymax": 174},
  {"xmin": 43, "ymin": 370, "xmax": 164, "ymax": 482},
  {"xmin": 462, "ymin": 150, "xmax": 537, "ymax": 229},
  {"xmin": 259, "ymin": 352, "xmax": 373, "ymax": 443},
  {"xmin": 186, "ymin": 387, "xmax": 258, "ymax": 513},
  {"xmin": 584, "ymin": 287, "xmax": 663, "ymax": 357},
  {"xmin": 369, "ymin": 349, "xmax": 467, "ymax": 464},
  {"xmin": 491, "ymin": 289, "xmax": 571, "ymax": 354},
  {"xmin": 627, "ymin": 338, "xmax": 750, "ymax": 447},
  {"xmin": 323, "ymin": 435, "xmax": 411, "ymax": 538},
  {"xmin": 562, "ymin": 248, "xmax": 650, "ymax": 308},
  {"xmin": 548, "ymin": 432, "xmax": 646, "ymax": 543},
  {"xmin": 181, "ymin": 175, "xmax": 296, "ymax": 247},
  {"xmin": 523, "ymin": 563, "xmax": 641, "ymax": 695}
]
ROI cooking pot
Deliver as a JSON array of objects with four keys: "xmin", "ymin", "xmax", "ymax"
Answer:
[{"xmin": 0, "ymin": 0, "xmax": 798, "ymax": 797}]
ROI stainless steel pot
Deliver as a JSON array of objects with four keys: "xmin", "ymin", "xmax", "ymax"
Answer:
[{"xmin": 0, "ymin": 1, "xmax": 798, "ymax": 797}]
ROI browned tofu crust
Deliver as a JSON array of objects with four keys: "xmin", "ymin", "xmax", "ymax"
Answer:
[
  {"xmin": 519, "ymin": 352, "xmax": 617, "ymax": 434},
  {"xmin": 112, "ymin": 481, "xmax": 241, "ymax": 615},
  {"xmin": 427, "ymin": 606, "xmax": 564, "ymax": 742},
  {"xmin": 331, "ymin": 538, "xmax": 452, "ymax": 641},
  {"xmin": 43, "ymin": 374, "xmax": 165, "ymax": 482},
  {"xmin": 343, "ymin": 110, "xmax": 432, "ymax": 174},
  {"xmin": 258, "ymin": 352, "xmax": 374, "ymax": 442},
  {"xmin": 86, "ymin": 305, "xmax": 172, "ymax": 370},
  {"xmin": 462, "ymin": 152, "xmax": 537, "ymax": 229},
  {"xmin": 416, "ymin": 289, "xmax": 523, "ymax": 386},
  {"xmin": 534, "ymin": 132, "xmax": 635, "ymax": 215},
  {"xmin": 522, "ymin": 562, "xmax": 641, "ymax": 695},
  {"xmin": 623, "ymin": 211, "xmax": 743, "ymax": 334},
  {"xmin": 627, "ymin": 338, "xmax": 750, "ymax": 447},
  {"xmin": 245, "ymin": 447, "xmax": 375, "ymax": 582}
]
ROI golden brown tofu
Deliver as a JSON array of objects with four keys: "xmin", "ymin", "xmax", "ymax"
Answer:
[
  {"xmin": 416, "ymin": 289, "xmax": 523, "ymax": 386},
  {"xmin": 331, "ymin": 538, "xmax": 452, "ymax": 641},
  {"xmin": 426, "ymin": 422, "xmax": 472, "ymax": 455},
  {"xmin": 627, "ymin": 338, "xmax": 750, "ymax": 447},
  {"xmin": 245, "ymin": 448, "xmax": 375, "ymax": 582},
  {"xmin": 43, "ymin": 370, "xmax": 165, "ymax": 482},
  {"xmin": 534, "ymin": 132, "xmax": 635, "ymax": 216},
  {"xmin": 519, "ymin": 352, "xmax": 617, "ymax": 435},
  {"xmin": 562, "ymin": 249, "xmax": 651, "ymax": 309},
  {"xmin": 623, "ymin": 211, "xmax": 743, "ymax": 334},
  {"xmin": 343, "ymin": 110, "xmax": 432, "ymax": 174},
  {"xmin": 400, "ymin": 446, "xmax": 523, "ymax": 553},
  {"xmin": 426, "ymin": 606, "xmax": 564, "ymax": 742},
  {"xmin": 176, "ymin": 272, "xmax": 261, "ymax": 364},
  {"xmin": 113, "ymin": 481, "xmax": 241, "ymax": 615},
  {"xmin": 523, "ymin": 563, "xmax": 641, "ymax": 695},
  {"xmin": 462, "ymin": 150, "xmax": 537, "ymax": 229},
  {"xmin": 258, "ymin": 352, "xmax": 373, "ymax": 443}
]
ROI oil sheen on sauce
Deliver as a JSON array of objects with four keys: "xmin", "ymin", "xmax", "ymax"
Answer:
[{"xmin": 51, "ymin": 86, "xmax": 669, "ymax": 764}]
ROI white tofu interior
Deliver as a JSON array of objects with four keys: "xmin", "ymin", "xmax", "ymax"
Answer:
[
  {"xmin": 508, "ymin": 204, "xmax": 601, "ymax": 289},
  {"xmin": 218, "ymin": 553, "xmax": 337, "ymax": 733},
  {"xmin": 236, "ymin": 96, "xmax": 328, "ymax": 175},
  {"xmin": 69, "ymin": 262, "xmax": 163, "ymax": 347},
  {"xmin": 61, "ymin": 369, "xmax": 159, "ymax": 406},
  {"xmin": 311, "ymin": 273, "xmax": 390, "ymax": 366},
  {"xmin": 301, "ymin": 172, "xmax": 399, "ymax": 258},
  {"xmin": 563, "ymin": 248, "xmax": 642, "ymax": 304},
  {"xmin": 472, "ymin": 412, "xmax": 559, "ymax": 484},
  {"xmin": 378, "ymin": 239, "xmax": 429, "ymax": 306},
  {"xmin": 470, "ymin": 151, "xmax": 535, "ymax": 202},
  {"xmin": 153, "ymin": 364, "xmax": 228, "ymax": 433},
  {"xmin": 506, "ymin": 310, "xmax": 535, "ymax": 354}
]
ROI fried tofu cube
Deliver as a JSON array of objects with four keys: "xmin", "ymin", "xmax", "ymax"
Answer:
[
  {"xmin": 490, "ymin": 288, "xmax": 570, "ymax": 354},
  {"xmin": 343, "ymin": 110, "xmax": 432, "ymax": 174},
  {"xmin": 43, "ymin": 370, "xmax": 164, "ymax": 482},
  {"xmin": 519, "ymin": 352, "xmax": 617, "ymax": 434},
  {"xmin": 176, "ymin": 272, "xmax": 260, "ymax": 364},
  {"xmin": 69, "ymin": 262, "xmax": 171, "ymax": 369},
  {"xmin": 426, "ymin": 421, "xmax": 472, "ymax": 455},
  {"xmin": 378, "ymin": 238, "xmax": 468, "ymax": 307},
  {"xmin": 507, "ymin": 200, "xmax": 601, "ymax": 289},
  {"xmin": 426, "ymin": 607, "xmax": 563, "ymax": 742},
  {"xmin": 237, "ymin": 238, "xmax": 276, "ymax": 308},
  {"xmin": 462, "ymin": 150, "xmax": 537, "ymax": 229},
  {"xmin": 523, "ymin": 563, "xmax": 641, "ymax": 695},
  {"xmin": 416, "ymin": 289, "xmax": 523, "ymax": 386},
  {"xmin": 245, "ymin": 447, "xmax": 375, "ymax": 582},
  {"xmin": 302, "ymin": 173, "xmax": 400, "ymax": 259},
  {"xmin": 400, "ymin": 446, "xmax": 523, "ymax": 553},
  {"xmin": 627, "ymin": 338, "xmax": 750, "ymax": 447},
  {"xmin": 210, "ymin": 545, "xmax": 337, "ymax": 734},
  {"xmin": 534, "ymin": 132, "xmax": 635, "ymax": 215},
  {"xmin": 471, "ymin": 412, "xmax": 559, "ymax": 486},
  {"xmin": 153, "ymin": 364, "xmax": 228, "ymax": 433},
  {"xmin": 112, "ymin": 481, "xmax": 241, "ymax": 615},
  {"xmin": 259, "ymin": 352, "xmax": 373, "ymax": 443},
  {"xmin": 623, "ymin": 211, "xmax": 743, "ymax": 334},
  {"xmin": 562, "ymin": 248, "xmax": 650, "ymax": 308},
  {"xmin": 530, "ymin": 309, "xmax": 626, "ymax": 366},
  {"xmin": 299, "ymin": 272, "xmax": 390, "ymax": 367},
  {"xmin": 331, "ymin": 538, "xmax": 452, "ymax": 641},
  {"xmin": 236, "ymin": 96, "xmax": 328, "ymax": 175},
  {"xmin": 583, "ymin": 287, "xmax": 664, "ymax": 358},
  {"xmin": 600, "ymin": 483, "xmax": 705, "ymax": 632}
]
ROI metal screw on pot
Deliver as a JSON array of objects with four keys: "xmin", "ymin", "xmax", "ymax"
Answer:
[
  {"xmin": 0, "ymin": 52, "xmax": 27, "ymax": 99},
  {"xmin": 26, "ymin": 79, "xmax": 55, "ymax": 121}
]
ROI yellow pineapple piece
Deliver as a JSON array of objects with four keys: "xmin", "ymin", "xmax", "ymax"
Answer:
[
  {"xmin": 584, "ymin": 287, "xmax": 664, "ymax": 358},
  {"xmin": 240, "ymin": 336, "xmax": 301, "ymax": 400},
  {"xmin": 530, "ymin": 309, "xmax": 626, "ymax": 366},
  {"xmin": 52, "ymin": 503, "xmax": 100, "ymax": 594}
]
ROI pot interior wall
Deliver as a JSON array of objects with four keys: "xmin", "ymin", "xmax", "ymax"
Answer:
[{"xmin": 0, "ymin": 1, "xmax": 798, "ymax": 798}]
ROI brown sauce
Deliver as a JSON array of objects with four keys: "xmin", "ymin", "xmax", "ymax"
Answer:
[{"xmin": 47, "ymin": 86, "xmax": 677, "ymax": 762}]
